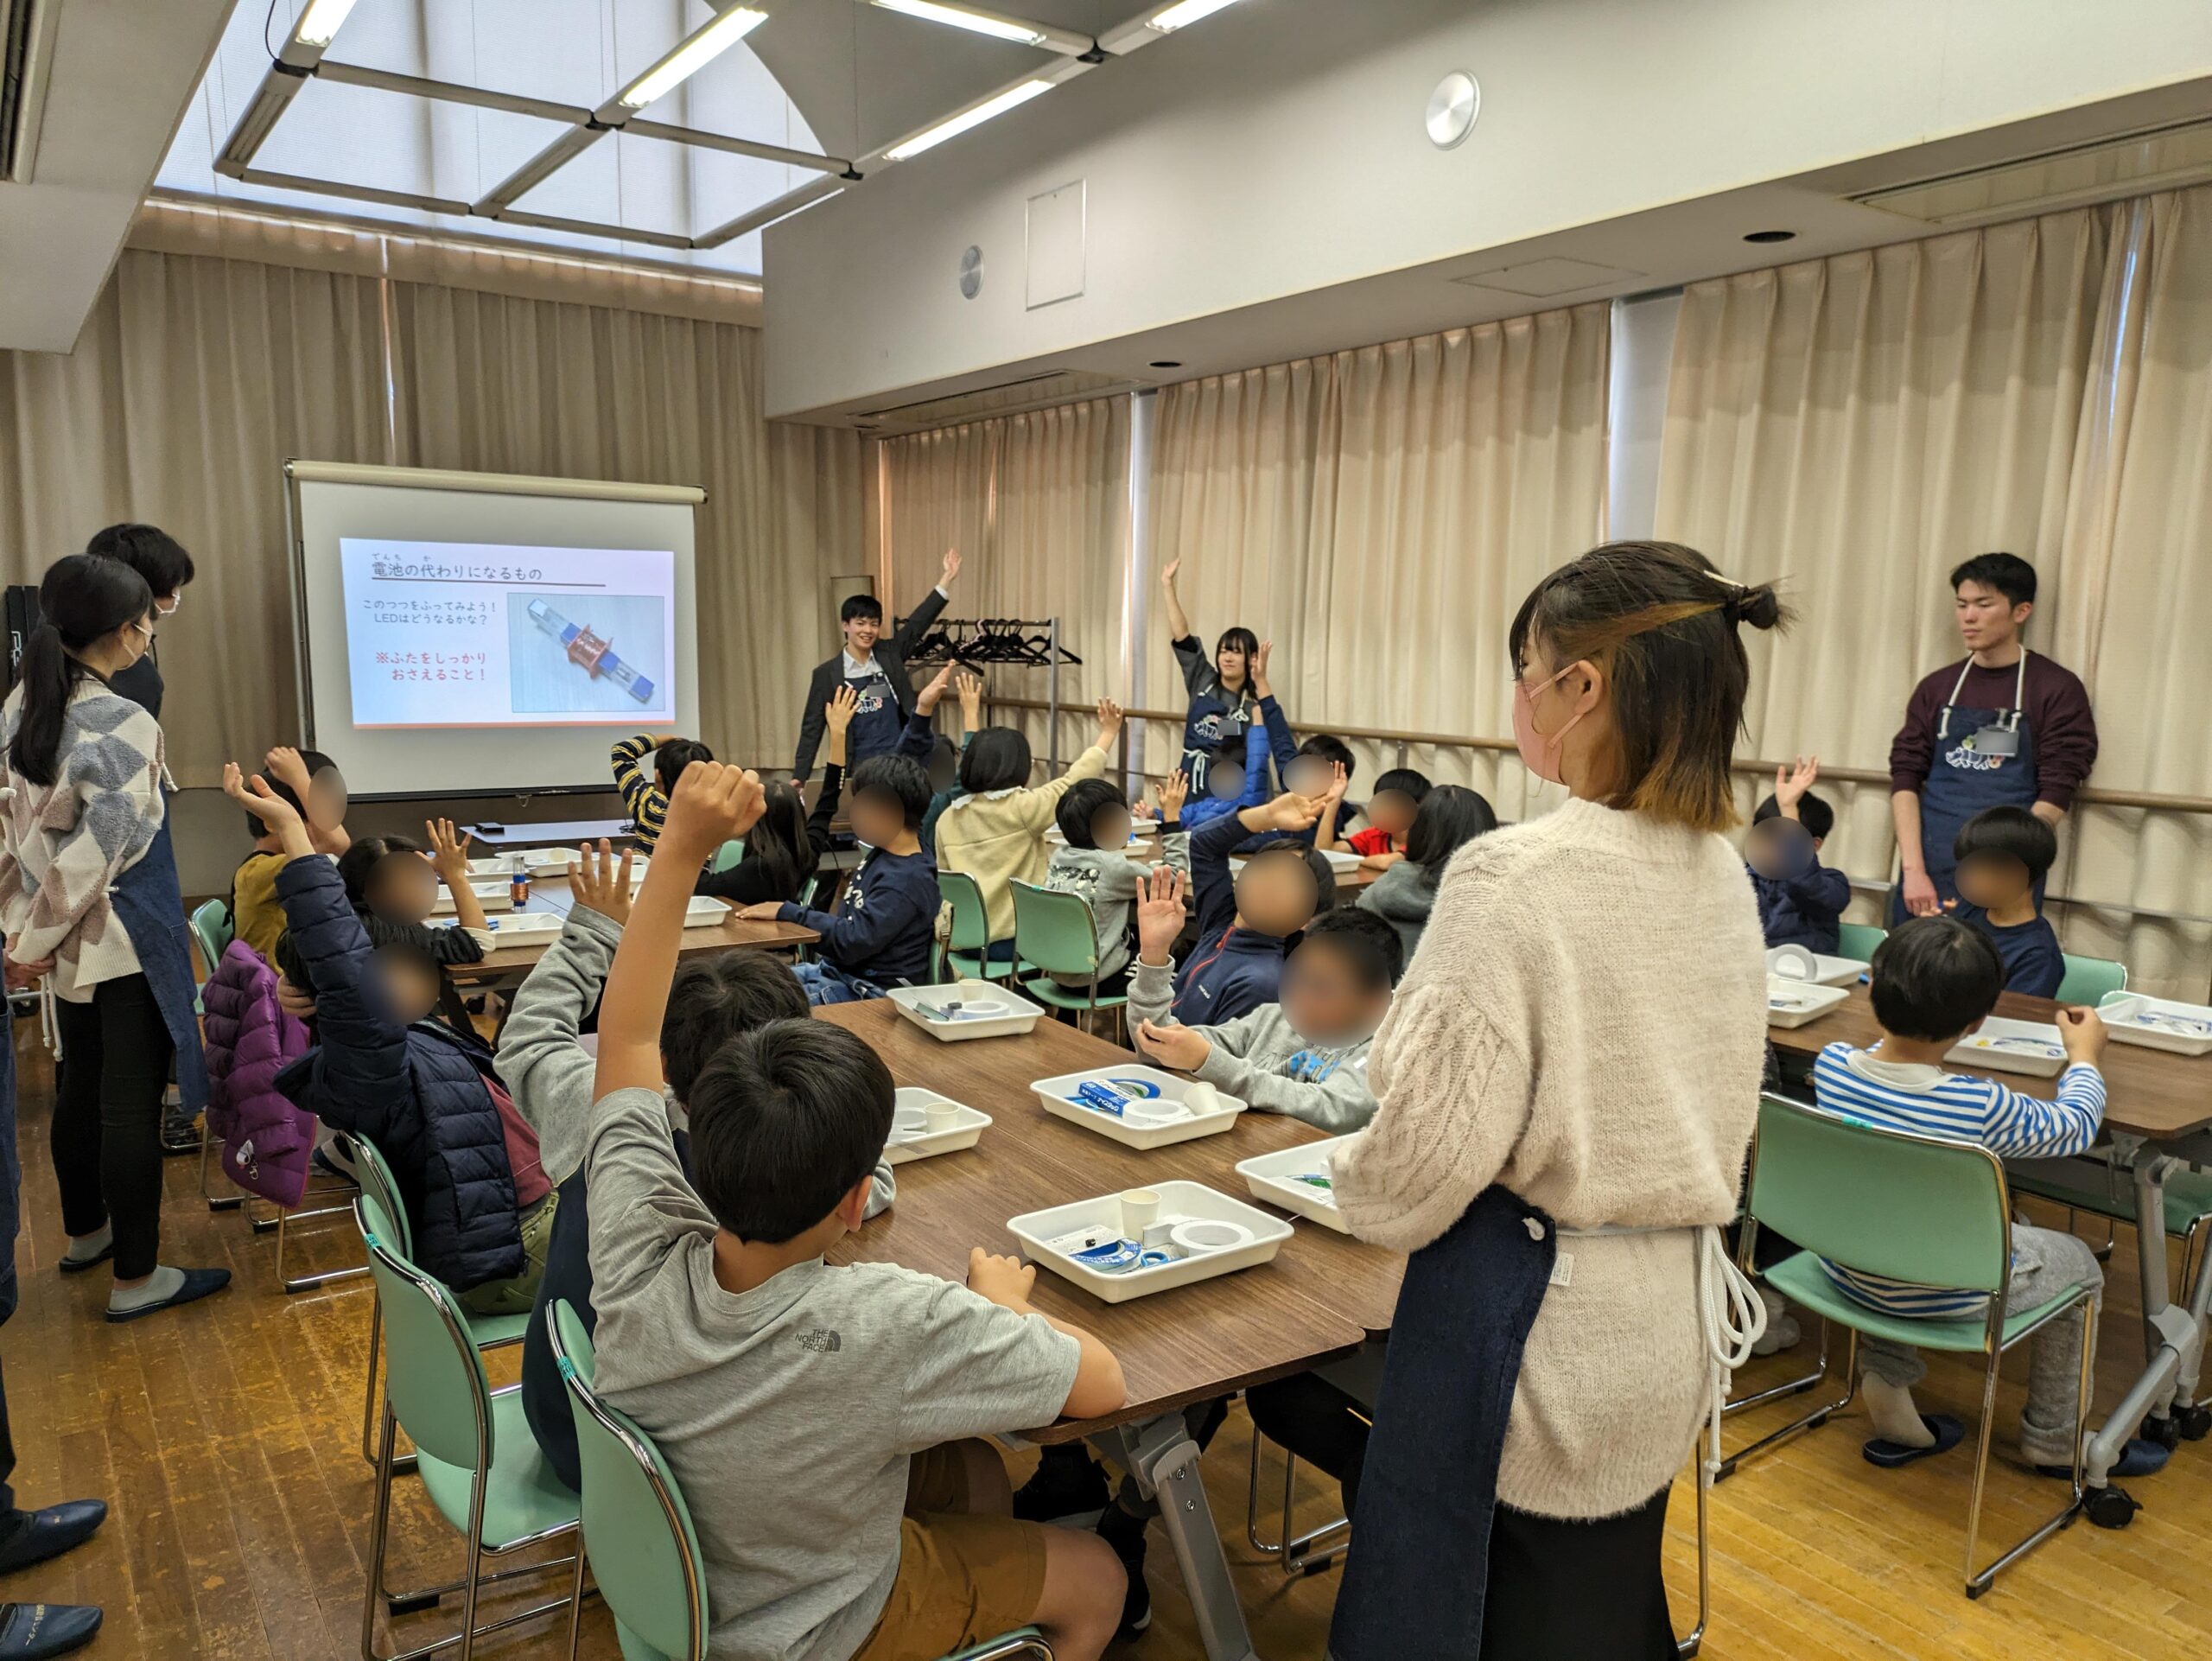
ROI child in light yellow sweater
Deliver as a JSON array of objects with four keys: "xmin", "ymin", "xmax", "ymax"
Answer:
[{"xmin": 932, "ymin": 698, "xmax": 1122, "ymax": 950}]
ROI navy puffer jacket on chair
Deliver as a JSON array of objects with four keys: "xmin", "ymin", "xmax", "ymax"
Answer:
[{"xmin": 270, "ymin": 856, "xmax": 523, "ymax": 1290}]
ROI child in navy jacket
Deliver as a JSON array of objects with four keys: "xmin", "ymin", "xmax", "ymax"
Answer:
[
  {"xmin": 1952, "ymin": 805, "xmax": 2064, "ymax": 998},
  {"xmin": 1156, "ymin": 792, "xmax": 1336, "ymax": 1027},
  {"xmin": 1746, "ymin": 759, "xmax": 1853, "ymax": 954}
]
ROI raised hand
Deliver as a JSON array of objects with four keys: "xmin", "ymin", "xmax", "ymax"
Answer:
[
  {"xmin": 1250, "ymin": 640, "xmax": 1274, "ymax": 701},
  {"xmin": 1256, "ymin": 789, "xmax": 1324, "ymax": 832},
  {"xmin": 916, "ymin": 663, "xmax": 955, "ymax": 716},
  {"xmin": 264, "ymin": 746, "xmax": 312, "ymax": 794},
  {"xmin": 568, "ymin": 838, "xmax": 634, "ymax": 926},
  {"xmin": 1160, "ymin": 556, "xmax": 1181, "ymax": 590},
  {"xmin": 955, "ymin": 671, "xmax": 984, "ymax": 725},
  {"xmin": 1095, "ymin": 697, "xmax": 1124, "ymax": 751},
  {"xmin": 824, "ymin": 683, "xmax": 861, "ymax": 735},
  {"xmin": 662, "ymin": 762, "xmax": 767, "ymax": 861},
  {"xmin": 1775, "ymin": 755, "xmax": 1819, "ymax": 813},
  {"xmin": 424, "ymin": 818, "xmax": 474, "ymax": 884},
  {"xmin": 1322, "ymin": 760, "xmax": 1350, "ymax": 805},
  {"xmin": 1135, "ymin": 866, "xmax": 1187, "ymax": 964},
  {"xmin": 1135, "ymin": 1019, "xmax": 1211, "ymax": 1072},
  {"xmin": 1157, "ymin": 770, "xmax": 1190, "ymax": 824},
  {"xmin": 227, "ymin": 765, "xmax": 303, "ymax": 834},
  {"xmin": 940, "ymin": 547, "xmax": 963, "ymax": 587}
]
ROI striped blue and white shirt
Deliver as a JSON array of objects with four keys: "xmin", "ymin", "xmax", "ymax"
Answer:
[{"xmin": 1810, "ymin": 1041, "xmax": 2106, "ymax": 1319}]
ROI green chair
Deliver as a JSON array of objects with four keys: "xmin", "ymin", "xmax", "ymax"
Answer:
[
  {"xmin": 357, "ymin": 1193, "xmax": 579, "ymax": 1660},
  {"xmin": 1728, "ymin": 1095, "xmax": 2102, "ymax": 1597},
  {"xmin": 2056, "ymin": 953, "xmax": 2127, "ymax": 1005},
  {"xmin": 1010, "ymin": 881, "xmax": 1128, "ymax": 1037},
  {"xmin": 938, "ymin": 869, "xmax": 1014, "ymax": 983},
  {"xmin": 708, "ymin": 837, "xmax": 745, "ymax": 874},
  {"xmin": 549, "ymin": 1301, "xmax": 1052, "ymax": 1661},
  {"xmin": 351, "ymin": 1135, "xmax": 529, "ymax": 1472},
  {"xmin": 2010, "ymin": 1149, "xmax": 2212, "ymax": 1291},
  {"xmin": 1834, "ymin": 921, "xmax": 1886, "ymax": 963},
  {"xmin": 188, "ymin": 899, "xmax": 235, "ymax": 1204}
]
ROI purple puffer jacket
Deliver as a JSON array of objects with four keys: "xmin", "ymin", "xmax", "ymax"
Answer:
[{"xmin": 203, "ymin": 939, "xmax": 315, "ymax": 1207}]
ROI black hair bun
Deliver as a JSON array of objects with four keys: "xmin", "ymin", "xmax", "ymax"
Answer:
[{"xmin": 1726, "ymin": 583, "xmax": 1786, "ymax": 631}]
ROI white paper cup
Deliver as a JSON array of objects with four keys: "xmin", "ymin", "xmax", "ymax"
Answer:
[
  {"xmin": 1120, "ymin": 1188, "xmax": 1161, "ymax": 1238},
  {"xmin": 925, "ymin": 1100, "xmax": 962, "ymax": 1134}
]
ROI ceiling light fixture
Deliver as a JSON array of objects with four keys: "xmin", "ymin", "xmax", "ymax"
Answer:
[
  {"xmin": 616, "ymin": 6, "xmax": 770, "ymax": 110},
  {"xmin": 291, "ymin": 0, "xmax": 362, "ymax": 48},
  {"xmin": 884, "ymin": 78, "xmax": 1053, "ymax": 160},
  {"xmin": 1147, "ymin": 0, "xmax": 1243, "ymax": 31},
  {"xmin": 871, "ymin": 0, "xmax": 1045, "ymax": 48}
]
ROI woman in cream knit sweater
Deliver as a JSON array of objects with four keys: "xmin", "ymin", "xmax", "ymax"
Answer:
[{"xmin": 1332, "ymin": 541, "xmax": 1780, "ymax": 1658}]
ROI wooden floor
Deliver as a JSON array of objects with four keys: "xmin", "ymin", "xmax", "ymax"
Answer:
[{"xmin": 6, "ymin": 1029, "xmax": 2206, "ymax": 1661}]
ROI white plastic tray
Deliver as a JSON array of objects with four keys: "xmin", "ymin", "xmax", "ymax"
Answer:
[
  {"xmin": 2096, "ymin": 993, "xmax": 2212, "ymax": 1058},
  {"xmin": 887, "ymin": 980, "xmax": 1046, "ymax": 1041},
  {"xmin": 1030, "ymin": 1066, "xmax": 1247, "ymax": 1150},
  {"xmin": 467, "ymin": 853, "xmax": 524, "ymax": 877},
  {"xmin": 1009, "ymin": 1180, "xmax": 1293, "ymax": 1303},
  {"xmin": 1236, "ymin": 1138, "xmax": 1354, "ymax": 1234},
  {"xmin": 480, "ymin": 912, "xmax": 563, "ymax": 941},
  {"xmin": 883, "ymin": 1087, "xmax": 991, "ymax": 1165},
  {"xmin": 433, "ymin": 879, "xmax": 516, "ymax": 914},
  {"xmin": 1765, "ymin": 945, "xmax": 1866, "ymax": 988},
  {"xmin": 1947, "ymin": 1016, "xmax": 2068, "ymax": 1078},
  {"xmin": 682, "ymin": 896, "xmax": 730, "ymax": 929},
  {"xmin": 1765, "ymin": 978, "xmax": 1849, "ymax": 1029}
]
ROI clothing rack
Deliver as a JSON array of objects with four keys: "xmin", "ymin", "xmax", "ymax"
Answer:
[{"xmin": 897, "ymin": 615, "xmax": 1075, "ymax": 770}]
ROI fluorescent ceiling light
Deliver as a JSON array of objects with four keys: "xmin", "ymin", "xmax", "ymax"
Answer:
[
  {"xmin": 292, "ymin": 0, "xmax": 362, "ymax": 47},
  {"xmin": 871, "ymin": 0, "xmax": 1046, "ymax": 48},
  {"xmin": 1147, "ymin": 0, "xmax": 1243, "ymax": 30},
  {"xmin": 884, "ymin": 78, "xmax": 1052, "ymax": 160},
  {"xmin": 616, "ymin": 6, "xmax": 770, "ymax": 110}
]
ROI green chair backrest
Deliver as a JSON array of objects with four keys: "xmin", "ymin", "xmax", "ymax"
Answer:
[
  {"xmin": 1745, "ymin": 1095, "xmax": 2010, "ymax": 1294},
  {"xmin": 1011, "ymin": 881, "xmax": 1101, "ymax": 978},
  {"xmin": 1835, "ymin": 921, "xmax": 1886, "ymax": 963},
  {"xmin": 188, "ymin": 897, "xmax": 233, "ymax": 975},
  {"xmin": 349, "ymin": 1135, "xmax": 413, "ymax": 1260},
  {"xmin": 2056, "ymin": 953, "xmax": 2126, "ymax": 1005},
  {"xmin": 709, "ymin": 838, "xmax": 745, "ymax": 874},
  {"xmin": 938, "ymin": 869, "xmax": 993, "ymax": 953},
  {"xmin": 355, "ymin": 1195, "xmax": 493, "ymax": 1472},
  {"xmin": 550, "ymin": 1301, "xmax": 709, "ymax": 1661}
]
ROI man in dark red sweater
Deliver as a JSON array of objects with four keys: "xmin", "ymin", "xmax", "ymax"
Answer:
[{"xmin": 1888, "ymin": 552, "xmax": 2097, "ymax": 920}]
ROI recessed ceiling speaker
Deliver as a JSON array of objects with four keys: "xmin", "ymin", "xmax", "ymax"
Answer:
[
  {"xmin": 1427, "ymin": 71, "xmax": 1479, "ymax": 150},
  {"xmin": 959, "ymin": 244, "xmax": 983, "ymax": 299}
]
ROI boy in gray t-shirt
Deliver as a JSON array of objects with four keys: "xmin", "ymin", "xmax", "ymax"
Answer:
[{"xmin": 586, "ymin": 761, "xmax": 1129, "ymax": 1661}]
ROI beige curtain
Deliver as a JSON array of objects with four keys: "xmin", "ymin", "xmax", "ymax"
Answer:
[
  {"xmin": 0, "ymin": 248, "xmax": 393, "ymax": 783},
  {"xmin": 1147, "ymin": 307, "xmax": 1611, "ymax": 819},
  {"xmin": 879, "ymin": 398, "xmax": 1131, "ymax": 770},
  {"xmin": 1656, "ymin": 194, "xmax": 2212, "ymax": 996},
  {"xmin": 385, "ymin": 282, "xmax": 863, "ymax": 767}
]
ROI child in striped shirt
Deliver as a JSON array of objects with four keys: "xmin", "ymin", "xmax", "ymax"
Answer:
[
  {"xmin": 610, "ymin": 733, "xmax": 714, "ymax": 852},
  {"xmin": 1813, "ymin": 916, "xmax": 2164, "ymax": 1477}
]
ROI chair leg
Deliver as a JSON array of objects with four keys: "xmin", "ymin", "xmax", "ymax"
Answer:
[
  {"xmin": 1723, "ymin": 1315, "xmax": 1835, "ymax": 1418},
  {"xmin": 361, "ymin": 1291, "xmax": 384, "ymax": 1468},
  {"xmin": 361, "ymin": 1405, "xmax": 400, "ymax": 1661},
  {"xmin": 1242, "ymin": 1429, "xmax": 1348, "ymax": 1576},
  {"xmin": 200, "ymin": 1130, "xmax": 243, "ymax": 1212},
  {"xmin": 1677, "ymin": 1442, "xmax": 1711, "ymax": 1658},
  {"xmin": 565, "ymin": 1531, "xmax": 588, "ymax": 1659},
  {"xmin": 1963, "ymin": 1295, "xmax": 2096, "ymax": 1598},
  {"xmin": 456, "ymin": 1477, "xmax": 487, "ymax": 1661},
  {"xmin": 1716, "ymin": 1329, "xmax": 1859, "ymax": 1480}
]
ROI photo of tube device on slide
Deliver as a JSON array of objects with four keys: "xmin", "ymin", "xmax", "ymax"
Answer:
[{"xmin": 505, "ymin": 591, "xmax": 669, "ymax": 714}]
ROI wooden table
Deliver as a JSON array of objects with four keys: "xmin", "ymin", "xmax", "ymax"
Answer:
[
  {"xmin": 444, "ymin": 887, "xmax": 817, "ymax": 984},
  {"xmin": 1769, "ymin": 984, "xmax": 2212, "ymax": 1482},
  {"xmin": 817, "ymin": 1000, "xmax": 1402, "ymax": 1661}
]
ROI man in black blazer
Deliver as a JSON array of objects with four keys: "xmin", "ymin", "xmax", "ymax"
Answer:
[{"xmin": 793, "ymin": 547, "xmax": 962, "ymax": 780}]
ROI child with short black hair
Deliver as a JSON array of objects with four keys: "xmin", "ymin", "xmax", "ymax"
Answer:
[
  {"xmin": 1044, "ymin": 773, "xmax": 1190, "ymax": 995},
  {"xmin": 1335, "ymin": 767, "xmax": 1430, "ymax": 864},
  {"xmin": 1951, "ymin": 804, "xmax": 2063, "ymax": 997},
  {"xmin": 586, "ymin": 763, "xmax": 1128, "ymax": 1661},
  {"xmin": 611, "ymin": 733, "xmax": 715, "ymax": 853},
  {"xmin": 1808, "ymin": 915, "xmax": 2164, "ymax": 1478},
  {"xmin": 231, "ymin": 746, "xmax": 348, "ymax": 964},
  {"xmin": 1146, "ymin": 792, "xmax": 1333, "ymax": 1027},
  {"xmin": 1355, "ymin": 784, "xmax": 1497, "ymax": 960},
  {"xmin": 1745, "ymin": 756, "xmax": 1853, "ymax": 954},
  {"xmin": 1132, "ymin": 894, "xmax": 1401, "ymax": 1131},
  {"xmin": 500, "ymin": 839, "xmax": 892, "ymax": 1490},
  {"xmin": 739, "ymin": 753, "xmax": 938, "ymax": 1003},
  {"xmin": 1266, "ymin": 733, "xmax": 1357, "ymax": 848}
]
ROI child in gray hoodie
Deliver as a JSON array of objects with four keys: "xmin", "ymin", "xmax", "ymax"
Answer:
[
  {"xmin": 1044, "ymin": 773, "xmax": 1190, "ymax": 994},
  {"xmin": 1127, "ymin": 875, "xmax": 1402, "ymax": 1133}
]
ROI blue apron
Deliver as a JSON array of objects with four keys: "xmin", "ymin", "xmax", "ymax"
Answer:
[
  {"xmin": 108, "ymin": 816, "xmax": 208, "ymax": 1113},
  {"xmin": 1180, "ymin": 692, "xmax": 1251, "ymax": 797},
  {"xmin": 842, "ymin": 666, "xmax": 904, "ymax": 767},
  {"xmin": 1891, "ymin": 653, "xmax": 2040, "ymax": 923},
  {"xmin": 1327, "ymin": 1185, "xmax": 1557, "ymax": 1661}
]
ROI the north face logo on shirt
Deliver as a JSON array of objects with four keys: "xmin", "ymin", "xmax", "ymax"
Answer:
[{"xmin": 797, "ymin": 1329, "xmax": 842, "ymax": 1353}]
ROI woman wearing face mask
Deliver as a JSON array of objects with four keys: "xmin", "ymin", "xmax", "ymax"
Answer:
[
  {"xmin": 0, "ymin": 556, "xmax": 224, "ymax": 1323},
  {"xmin": 1325, "ymin": 543, "xmax": 1778, "ymax": 1660}
]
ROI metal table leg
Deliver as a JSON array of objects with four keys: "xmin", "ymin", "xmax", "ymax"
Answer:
[
  {"xmin": 2079, "ymin": 1141, "xmax": 2205, "ymax": 1503},
  {"xmin": 1113, "ymin": 1415, "xmax": 1262, "ymax": 1661}
]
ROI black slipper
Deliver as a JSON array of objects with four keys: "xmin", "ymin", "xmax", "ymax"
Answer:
[
  {"xmin": 2037, "ymin": 1437, "xmax": 2171, "ymax": 1480},
  {"xmin": 54, "ymin": 1244, "xmax": 111, "ymax": 1276},
  {"xmin": 1863, "ymin": 1414, "xmax": 1965, "ymax": 1467}
]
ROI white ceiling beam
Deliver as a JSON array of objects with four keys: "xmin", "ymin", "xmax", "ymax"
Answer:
[
  {"xmin": 232, "ymin": 165, "xmax": 471, "ymax": 218},
  {"xmin": 312, "ymin": 61, "xmax": 593, "ymax": 126},
  {"xmin": 859, "ymin": 55, "xmax": 1093, "ymax": 167},
  {"xmin": 690, "ymin": 172, "xmax": 847, "ymax": 248},
  {"xmin": 622, "ymin": 118, "xmax": 849, "ymax": 174},
  {"xmin": 864, "ymin": 1, "xmax": 1097, "ymax": 60},
  {"xmin": 471, "ymin": 124, "xmax": 607, "ymax": 215},
  {"xmin": 493, "ymin": 207, "xmax": 696, "ymax": 251}
]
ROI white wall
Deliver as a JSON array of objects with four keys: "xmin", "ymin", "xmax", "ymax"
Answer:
[{"xmin": 763, "ymin": 0, "xmax": 2212, "ymax": 418}]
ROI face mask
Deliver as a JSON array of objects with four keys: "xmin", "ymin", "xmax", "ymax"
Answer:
[{"xmin": 1512, "ymin": 663, "xmax": 1585, "ymax": 786}]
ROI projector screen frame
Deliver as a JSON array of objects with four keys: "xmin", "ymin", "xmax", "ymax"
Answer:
[{"xmin": 283, "ymin": 459, "xmax": 709, "ymax": 803}]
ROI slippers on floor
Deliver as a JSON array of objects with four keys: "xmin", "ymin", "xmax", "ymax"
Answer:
[
  {"xmin": 2037, "ymin": 1437, "xmax": 2171, "ymax": 1481},
  {"xmin": 1863, "ymin": 1414, "xmax": 1965, "ymax": 1467}
]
